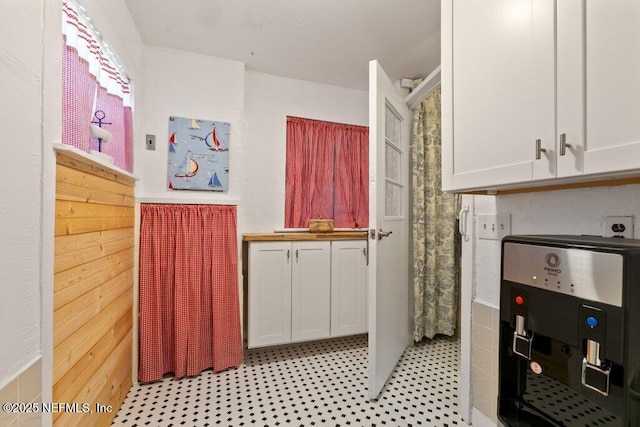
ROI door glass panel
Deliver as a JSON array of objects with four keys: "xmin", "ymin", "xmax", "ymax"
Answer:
[
  {"xmin": 385, "ymin": 144, "xmax": 401, "ymax": 183},
  {"xmin": 384, "ymin": 102, "xmax": 403, "ymax": 218},
  {"xmin": 385, "ymin": 182, "xmax": 401, "ymax": 217},
  {"xmin": 385, "ymin": 104, "xmax": 401, "ymax": 144}
]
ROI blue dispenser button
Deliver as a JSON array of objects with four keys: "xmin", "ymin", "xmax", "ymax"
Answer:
[{"xmin": 586, "ymin": 316, "xmax": 599, "ymax": 328}]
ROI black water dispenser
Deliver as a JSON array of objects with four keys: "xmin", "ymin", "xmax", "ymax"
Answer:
[{"xmin": 498, "ymin": 235, "xmax": 640, "ymax": 426}]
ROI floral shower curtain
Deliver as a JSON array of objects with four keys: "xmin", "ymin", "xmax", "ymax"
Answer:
[
  {"xmin": 138, "ymin": 204, "xmax": 243, "ymax": 383},
  {"xmin": 412, "ymin": 88, "xmax": 460, "ymax": 341}
]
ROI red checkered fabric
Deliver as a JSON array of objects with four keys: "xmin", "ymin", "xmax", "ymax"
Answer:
[
  {"xmin": 62, "ymin": 38, "xmax": 97, "ymax": 153},
  {"xmin": 284, "ymin": 116, "xmax": 369, "ymax": 228},
  {"xmin": 62, "ymin": 2, "xmax": 134, "ymax": 173},
  {"xmin": 138, "ymin": 204, "xmax": 243, "ymax": 383}
]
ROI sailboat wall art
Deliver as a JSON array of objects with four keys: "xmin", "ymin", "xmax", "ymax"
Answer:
[{"xmin": 167, "ymin": 116, "xmax": 230, "ymax": 192}]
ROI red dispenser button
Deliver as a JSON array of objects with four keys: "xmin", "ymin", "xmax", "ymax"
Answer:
[{"xmin": 515, "ymin": 296, "xmax": 524, "ymax": 305}]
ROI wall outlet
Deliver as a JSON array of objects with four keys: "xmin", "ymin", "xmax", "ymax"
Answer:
[
  {"xmin": 478, "ymin": 213, "xmax": 511, "ymax": 240},
  {"xmin": 146, "ymin": 134, "xmax": 156, "ymax": 150},
  {"xmin": 603, "ymin": 216, "xmax": 634, "ymax": 239}
]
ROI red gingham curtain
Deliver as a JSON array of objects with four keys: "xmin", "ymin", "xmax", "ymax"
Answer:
[
  {"xmin": 62, "ymin": 36, "xmax": 97, "ymax": 153},
  {"xmin": 62, "ymin": 1, "xmax": 134, "ymax": 172},
  {"xmin": 138, "ymin": 204, "xmax": 243, "ymax": 383},
  {"xmin": 284, "ymin": 117, "xmax": 369, "ymax": 228}
]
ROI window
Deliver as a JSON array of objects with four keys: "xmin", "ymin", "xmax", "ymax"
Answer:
[
  {"xmin": 284, "ymin": 116, "xmax": 369, "ymax": 228},
  {"xmin": 62, "ymin": 1, "xmax": 133, "ymax": 172}
]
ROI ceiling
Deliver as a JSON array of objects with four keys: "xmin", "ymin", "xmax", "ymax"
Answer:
[{"xmin": 123, "ymin": 0, "xmax": 441, "ymax": 91}]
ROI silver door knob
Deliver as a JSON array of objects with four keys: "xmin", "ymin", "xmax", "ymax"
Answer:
[{"xmin": 378, "ymin": 229, "xmax": 393, "ymax": 240}]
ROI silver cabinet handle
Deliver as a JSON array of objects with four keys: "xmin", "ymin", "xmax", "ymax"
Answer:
[
  {"xmin": 560, "ymin": 133, "xmax": 572, "ymax": 156},
  {"xmin": 377, "ymin": 229, "xmax": 393, "ymax": 240},
  {"xmin": 287, "ymin": 249, "xmax": 290, "ymax": 262},
  {"xmin": 296, "ymin": 249, "xmax": 299, "ymax": 262},
  {"xmin": 535, "ymin": 139, "xmax": 547, "ymax": 160}
]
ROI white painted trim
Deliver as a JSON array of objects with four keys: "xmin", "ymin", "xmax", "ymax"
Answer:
[
  {"xmin": 404, "ymin": 65, "xmax": 442, "ymax": 110},
  {"xmin": 459, "ymin": 194, "xmax": 475, "ymax": 425},
  {"xmin": 136, "ymin": 197, "xmax": 242, "ymax": 205},
  {"xmin": 53, "ymin": 143, "xmax": 138, "ymax": 180},
  {"xmin": 441, "ymin": 0, "xmax": 454, "ymax": 192},
  {"xmin": 132, "ymin": 203, "xmax": 140, "ymax": 386},
  {"xmin": 472, "ymin": 407, "xmax": 499, "ymax": 426},
  {"xmin": 42, "ymin": 1, "xmax": 63, "ymax": 425}
]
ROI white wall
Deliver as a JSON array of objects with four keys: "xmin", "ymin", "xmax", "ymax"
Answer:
[
  {"xmin": 474, "ymin": 184, "xmax": 640, "ymax": 305},
  {"xmin": 0, "ymin": 0, "xmax": 45, "ymax": 390},
  {"xmin": 242, "ymin": 71, "xmax": 368, "ymax": 232},
  {"xmin": 136, "ymin": 46, "xmax": 245, "ymax": 203}
]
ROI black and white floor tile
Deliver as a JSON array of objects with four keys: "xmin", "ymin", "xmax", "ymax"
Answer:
[{"xmin": 112, "ymin": 335, "xmax": 461, "ymax": 426}]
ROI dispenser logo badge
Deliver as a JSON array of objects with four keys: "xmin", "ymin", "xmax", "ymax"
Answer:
[{"xmin": 544, "ymin": 253, "xmax": 562, "ymax": 274}]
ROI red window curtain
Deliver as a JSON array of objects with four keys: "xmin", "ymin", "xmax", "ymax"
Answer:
[
  {"xmin": 138, "ymin": 204, "xmax": 243, "ymax": 383},
  {"xmin": 62, "ymin": 35, "xmax": 97, "ymax": 153},
  {"xmin": 285, "ymin": 117, "xmax": 369, "ymax": 228},
  {"xmin": 334, "ymin": 126, "xmax": 369, "ymax": 228},
  {"xmin": 62, "ymin": 1, "xmax": 134, "ymax": 172}
]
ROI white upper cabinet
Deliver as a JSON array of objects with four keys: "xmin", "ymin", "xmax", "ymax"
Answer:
[
  {"xmin": 582, "ymin": 0, "xmax": 640, "ymax": 175},
  {"xmin": 443, "ymin": 0, "xmax": 640, "ymax": 192}
]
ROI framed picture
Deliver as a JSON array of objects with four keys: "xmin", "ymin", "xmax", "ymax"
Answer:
[{"xmin": 167, "ymin": 116, "xmax": 230, "ymax": 192}]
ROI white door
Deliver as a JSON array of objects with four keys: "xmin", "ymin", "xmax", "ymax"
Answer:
[{"xmin": 367, "ymin": 60, "xmax": 411, "ymax": 400}]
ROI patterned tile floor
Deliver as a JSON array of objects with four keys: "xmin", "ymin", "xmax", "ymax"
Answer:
[{"xmin": 112, "ymin": 335, "xmax": 461, "ymax": 426}]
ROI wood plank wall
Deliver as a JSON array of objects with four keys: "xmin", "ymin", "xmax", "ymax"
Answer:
[{"xmin": 53, "ymin": 152, "xmax": 135, "ymax": 426}]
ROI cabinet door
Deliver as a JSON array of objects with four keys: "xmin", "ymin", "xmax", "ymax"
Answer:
[
  {"xmin": 582, "ymin": 0, "xmax": 640, "ymax": 175},
  {"xmin": 444, "ymin": 0, "xmax": 539, "ymax": 191},
  {"xmin": 248, "ymin": 242, "xmax": 292, "ymax": 348},
  {"xmin": 291, "ymin": 241, "xmax": 331, "ymax": 342},
  {"xmin": 556, "ymin": 0, "xmax": 585, "ymax": 177},
  {"xmin": 330, "ymin": 240, "xmax": 368, "ymax": 337}
]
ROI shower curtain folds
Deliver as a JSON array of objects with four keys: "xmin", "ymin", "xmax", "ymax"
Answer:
[{"xmin": 412, "ymin": 89, "xmax": 460, "ymax": 341}]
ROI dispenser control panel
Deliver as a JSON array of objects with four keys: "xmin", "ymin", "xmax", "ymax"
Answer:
[{"xmin": 503, "ymin": 242, "xmax": 623, "ymax": 307}]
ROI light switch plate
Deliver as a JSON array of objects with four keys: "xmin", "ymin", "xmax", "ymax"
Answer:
[{"xmin": 146, "ymin": 134, "xmax": 156, "ymax": 150}]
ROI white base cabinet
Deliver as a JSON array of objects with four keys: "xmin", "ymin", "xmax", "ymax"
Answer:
[
  {"xmin": 291, "ymin": 241, "xmax": 331, "ymax": 342},
  {"xmin": 247, "ymin": 241, "xmax": 294, "ymax": 348},
  {"xmin": 247, "ymin": 239, "xmax": 367, "ymax": 348},
  {"xmin": 330, "ymin": 240, "xmax": 368, "ymax": 337}
]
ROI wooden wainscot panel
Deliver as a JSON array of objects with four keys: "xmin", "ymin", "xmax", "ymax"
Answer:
[
  {"xmin": 54, "ymin": 248, "xmax": 133, "ymax": 310},
  {"xmin": 56, "ymin": 165, "xmax": 135, "ymax": 208},
  {"xmin": 56, "ymin": 151, "xmax": 135, "ymax": 187},
  {"xmin": 54, "ymin": 229, "xmax": 133, "ymax": 274},
  {"xmin": 53, "ymin": 310, "xmax": 132, "ymax": 415},
  {"xmin": 53, "ymin": 287, "xmax": 132, "ymax": 385},
  {"xmin": 53, "ymin": 151, "xmax": 134, "ymax": 426},
  {"xmin": 53, "ymin": 268, "xmax": 132, "ymax": 346}
]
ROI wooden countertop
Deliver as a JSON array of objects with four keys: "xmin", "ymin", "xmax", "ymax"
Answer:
[{"xmin": 243, "ymin": 232, "xmax": 367, "ymax": 241}]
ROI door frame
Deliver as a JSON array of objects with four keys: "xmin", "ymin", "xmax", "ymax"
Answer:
[{"xmin": 404, "ymin": 68, "xmax": 474, "ymax": 424}]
